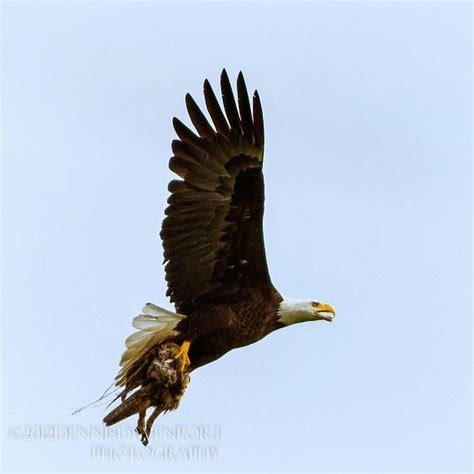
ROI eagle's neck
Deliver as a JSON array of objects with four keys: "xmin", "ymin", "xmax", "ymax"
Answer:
[{"xmin": 277, "ymin": 298, "xmax": 314, "ymax": 326}]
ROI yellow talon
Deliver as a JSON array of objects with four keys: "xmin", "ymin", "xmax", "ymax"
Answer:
[{"xmin": 175, "ymin": 341, "xmax": 191, "ymax": 370}]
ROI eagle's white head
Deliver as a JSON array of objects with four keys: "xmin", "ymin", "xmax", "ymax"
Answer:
[{"xmin": 277, "ymin": 298, "xmax": 336, "ymax": 326}]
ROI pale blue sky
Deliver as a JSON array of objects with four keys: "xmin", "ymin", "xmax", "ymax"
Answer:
[{"xmin": 1, "ymin": 1, "xmax": 472, "ymax": 473}]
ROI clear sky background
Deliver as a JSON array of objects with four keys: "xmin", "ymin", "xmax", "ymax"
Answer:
[{"xmin": 1, "ymin": 1, "xmax": 472, "ymax": 473}]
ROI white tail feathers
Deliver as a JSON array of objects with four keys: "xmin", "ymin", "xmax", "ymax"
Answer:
[{"xmin": 116, "ymin": 303, "xmax": 185, "ymax": 387}]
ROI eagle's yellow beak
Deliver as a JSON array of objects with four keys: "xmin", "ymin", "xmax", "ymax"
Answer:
[{"xmin": 314, "ymin": 303, "xmax": 336, "ymax": 322}]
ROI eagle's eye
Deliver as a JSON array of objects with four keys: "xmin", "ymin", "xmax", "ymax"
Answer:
[{"xmin": 312, "ymin": 301, "xmax": 320, "ymax": 308}]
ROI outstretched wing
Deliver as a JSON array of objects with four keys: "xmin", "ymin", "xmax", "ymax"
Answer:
[{"xmin": 161, "ymin": 70, "xmax": 274, "ymax": 314}]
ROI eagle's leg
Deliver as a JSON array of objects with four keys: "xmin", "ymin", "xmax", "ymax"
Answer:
[{"xmin": 175, "ymin": 340, "xmax": 191, "ymax": 371}]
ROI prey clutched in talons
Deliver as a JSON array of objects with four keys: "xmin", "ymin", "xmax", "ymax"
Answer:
[{"xmin": 103, "ymin": 341, "xmax": 191, "ymax": 446}]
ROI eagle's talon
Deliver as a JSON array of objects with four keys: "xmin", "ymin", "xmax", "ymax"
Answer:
[{"xmin": 175, "ymin": 341, "xmax": 191, "ymax": 370}]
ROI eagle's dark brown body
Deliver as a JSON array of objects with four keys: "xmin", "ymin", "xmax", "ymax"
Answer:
[{"xmin": 176, "ymin": 287, "xmax": 284, "ymax": 369}]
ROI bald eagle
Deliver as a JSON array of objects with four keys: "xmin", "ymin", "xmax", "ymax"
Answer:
[{"xmin": 103, "ymin": 70, "xmax": 335, "ymax": 444}]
